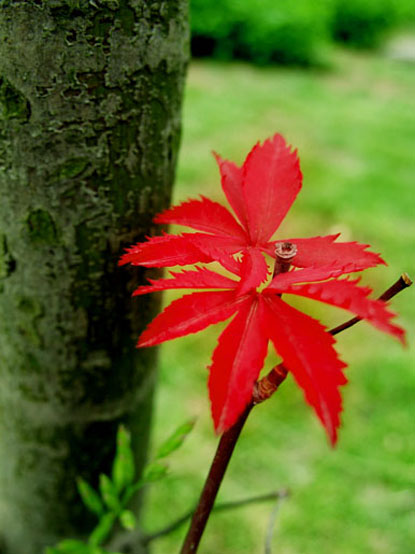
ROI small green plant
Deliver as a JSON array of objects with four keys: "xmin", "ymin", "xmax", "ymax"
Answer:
[{"xmin": 46, "ymin": 420, "xmax": 195, "ymax": 554}]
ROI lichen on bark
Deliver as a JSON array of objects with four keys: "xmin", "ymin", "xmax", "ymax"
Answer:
[{"xmin": 0, "ymin": 1, "xmax": 189, "ymax": 552}]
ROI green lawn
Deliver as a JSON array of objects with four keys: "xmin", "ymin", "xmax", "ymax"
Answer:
[{"xmin": 142, "ymin": 48, "xmax": 415, "ymax": 554}]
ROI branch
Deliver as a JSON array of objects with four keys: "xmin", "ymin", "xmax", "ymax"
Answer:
[
  {"xmin": 143, "ymin": 489, "xmax": 289, "ymax": 545},
  {"xmin": 330, "ymin": 272, "xmax": 412, "ymax": 336},
  {"xmin": 180, "ymin": 273, "xmax": 412, "ymax": 553},
  {"xmin": 253, "ymin": 272, "xmax": 412, "ymax": 404}
]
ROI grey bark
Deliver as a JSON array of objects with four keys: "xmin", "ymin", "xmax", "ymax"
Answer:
[{"xmin": 0, "ymin": 1, "xmax": 189, "ymax": 552}]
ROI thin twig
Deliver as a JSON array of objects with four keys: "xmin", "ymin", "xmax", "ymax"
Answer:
[
  {"xmin": 143, "ymin": 490, "xmax": 287, "ymax": 544},
  {"xmin": 180, "ymin": 273, "xmax": 412, "ymax": 554},
  {"xmin": 330, "ymin": 272, "xmax": 412, "ymax": 336},
  {"xmin": 215, "ymin": 490, "xmax": 286, "ymax": 514},
  {"xmin": 264, "ymin": 489, "xmax": 290, "ymax": 554}
]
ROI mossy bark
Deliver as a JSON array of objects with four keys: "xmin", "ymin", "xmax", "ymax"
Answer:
[{"xmin": 0, "ymin": 1, "xmax": 189, "ymax": 552}]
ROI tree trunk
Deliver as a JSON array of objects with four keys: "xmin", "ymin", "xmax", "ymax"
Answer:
[{"xmin": 0, "ymin": 1, "xmax": 188, "ymax": 552}]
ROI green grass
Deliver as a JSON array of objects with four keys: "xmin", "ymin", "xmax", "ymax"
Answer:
[{"xmin": 141, "ymin": 48, "xmax": 415, "ymax": 554}]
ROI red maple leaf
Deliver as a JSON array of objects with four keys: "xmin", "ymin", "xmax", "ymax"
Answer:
[
  {"xmin": 120, "ymin": 134, "xmax": 386, "ymax": 290},
  {"xmin": 120, "ymin": 134, "xmax": 405, "ymax": 445},
  {"xmin": 132, "ymin": 264, "xmax": 404, "ymax": 445}
]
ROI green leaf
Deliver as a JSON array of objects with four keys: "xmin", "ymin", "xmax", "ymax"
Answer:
[
  {"xmin": 112, "ymin": 425, "xmax": 135, "ymax": 493},
  {"xmin": 46, "ymin": 539, "xmax": 92, "ymax": 553},
  {"xmin": 155, "ymin": 419, "xmax": 196, "ymax": 459},
  {"xmin": 122, "ymin": 480, "xmax": 144, "ymax": 505},
  {"xmin": 141, "ymin": 461, "xmax": 168, "ymax": 483},
  {"xmin": 119, "ymin": 509, "xmax": 136, "ymax": 531},
  {"xmin": 88, "ymin": 512, "xmax": 116, "ymax": 547},
  {"xmin": 76, "ymin": 478, "xmax": 104, "ymax": 517},
  {"xmin": 122, "ymin": 462, "xmax": 167, "ymax": 504},
  {"xmin": 99, "ymin": 474, "xmax": 120, "ymax": 512}
]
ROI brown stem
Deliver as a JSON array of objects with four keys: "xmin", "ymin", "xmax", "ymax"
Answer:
[
  {"xmin": 253, "ymin": 363, "xmax": 288, "ymax": 404},
  {"xmin": 330, "ymin": 272, "xmax": 412, "ymax": 336},
  {"xmin": 180, "ymin": 404, "xmax": 252, "ymax": 553},
  {"xmin": 273, "ymin": 242, "xmax": 298, "ymax": 276},
  {"xmin": 180, "ymin": 273, "xmax": 412, "ymax": 553}
]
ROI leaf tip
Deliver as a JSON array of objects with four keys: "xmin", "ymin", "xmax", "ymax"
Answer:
[{"xmin": 212, "ymin": 150, "xmax": 221, "ymax": 164}]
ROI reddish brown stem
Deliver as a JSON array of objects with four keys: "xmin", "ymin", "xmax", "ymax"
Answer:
[
  {"xmin": 273, "ymin": 242, "xmax": 298, "ymax": 276},
  {"xmin": 180, "ymin": 404, "xmax": 252, "ymax": 553},
  {"xmin": 330, "ymin": 272, "xmax": 412, "ymax": 336},
  {"xmin": 180, "ymin": 273, "xmax": 411, "ymax": 553},
  {"xmin": 253, "ymin": 363, "xmax": 288, "ymax": 404}
]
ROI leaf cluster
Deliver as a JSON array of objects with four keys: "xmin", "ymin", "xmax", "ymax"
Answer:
[{"xmin": 46, "ymin": 420, "xmax": 195, "ymax": 554}]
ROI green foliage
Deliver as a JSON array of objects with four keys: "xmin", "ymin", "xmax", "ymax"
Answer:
[
  {"xmin": 45, "ymin": 539, "xmax": 100, "ymax": 553},
  {"xmin": 47, "ymin": 421, "xmax": 194, "ymax": 553},
  {"xmin": 112, "ymin": 425, "xmax": 135, "ymax": 492},
  {"xmin": 45, "ymin": 539, "xmax": 120, "ymax": 554},
  {"xmin": 191, "ymin": 0, "xmax": 332, "ymax": 66},
  {"xmin": 88, "ymin": 513, "xmax": 117, "ymax": 547},
  {"xmin": 98, "ymin": 475, "xmax": 120, "ymax": 513},
  {"xmin": 155, "ymin": 418, "xmax": 195, "ymax": 459},
  {"xmin": 119, "ymin": 510, "xmax": 136, "ymax": 531},
  {"xmin": 76, "ymin": 479, "xmax": 104, "ymax": 517},
  {"xmin": 191, "ymin": 0, "xmax": 413, "ymax": 65},
  {"xmin": 392, "ymin": 0, "xmax": 415, "ymax": 21},
  {"xmin": 141, "ymin": 461, "xmax": 169, "ymax": 483},
  {"xmin": 332, "ymin": 0, "xmax": 397, "ymax": 48}
]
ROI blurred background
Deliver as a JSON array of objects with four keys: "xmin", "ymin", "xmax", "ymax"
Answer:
[{"xmin": 143, "ymin": 1, "xmax": 415, "ymax": 552}]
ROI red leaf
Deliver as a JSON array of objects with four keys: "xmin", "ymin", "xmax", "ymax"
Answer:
[
  {"xmin": 137, "ymin": 291, "xmax": 248, "ymax": 348},
  {"xmin": 214, "ymin": 152, "xmax": 248, "ymax": 229},
  {"xmin": 271, "ymin": 278, "xmax": 406, "ymax": 343},
  {"xmin": 237, "ymin": 248, "xmax": 270, "ymax": 295},
  {"xmin": 213, "ymin": 254, "xmax": 243, "ymax": 276},
  {"xmin": 263, "ymin": 295, "xmax": 347, "ymax": 445},
  {"xmin": 120, "ymin": 133, "xmax": 406, "ymax": 446},
  {"xmin": 154, "ymin": 196, "xmax": 247, "ymax": 239},
  {"xmin": 269, "ymin": 235, "xmax": 385, "ymax": 271},
  {"xmin": 133, "ymin": 267, "xmax": 237, "ymax": 296},
  {"xmin": 190, "ymin": 233, "xmax": 245, "ymax": 261},
  {"xmin": 180, "ymin": 233, "xmax": 247, "ymax": 275},
  {"xmin": 120, "ymin": 232, "xmax": 247, "ymax": 273},
  {"xmin": 267, "ymin": 264, "xmax": 356, "ymax": 291},
  {"xmin": 242, "ymin": 134, "xmax": 302, "ymax": 243},
  {"xmin": 119, "ymin": 233, "xmax": 211, "ymax": 267},
  {"xmin": 209, "ymin": 297, "xmax": 268, "ymax": 433}
]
